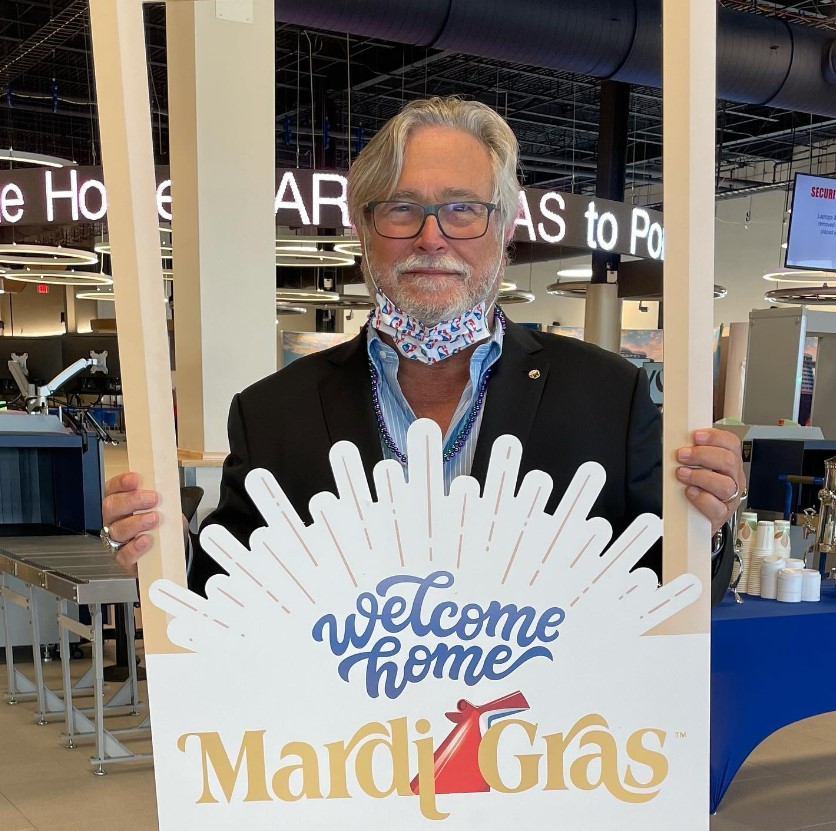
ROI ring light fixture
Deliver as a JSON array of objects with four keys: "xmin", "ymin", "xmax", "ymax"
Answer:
[
  {"xmin": 546, "ymin": 280, "xmax": 595, "ymax": 298},
  {"xmin": 275, "ymin": 250, "xmax": 357, "ymax": 267},
  {"xmin": 76, "ymin": 289, "xmax": 169, "ymax": 302},
  {"xmin": 4, "ymin": 268, "xmax": 112, "ymax": 286},
  {"xmin": 556, "ymin": 267, "xmax": 593, "ymax": 279},
  {"xmin": 763, "ymin": 270, "xmax": 836, "ymax": 284},
  {"xmin": 0, "ymin": 149, "xmax": 75, "ymax": 168},
  {"xmin": 275, "ymin": 242, "xmax": 320, "ymax": 253},
  {"xmin": 546, "ymin": 281, "xmax": 728, "ymax": 300},
  {"xmin": 764, "ymin": 285, "xmax": 836, "ymax": 306},
  {"xmin": 95, "ymin": 239, "xmax": 173, "ymax": 257},
  {"xmin": 276, "ymin": 234, "xmax": 360, "ymax": 267},
  {"xmin": 500, "ymin": 281, "xmax": 517, "ymax": 292},
  {"xmin": 333, "ymin": 241, "xmax": 363, "ymax": 256},
  {"xmin": 497, "ymin": 289, "xmax": 535, "ymax": 304},
  {"xmin": 0, "ymin": 243, "xmax": 98, "ymax": 267},
  {"xmin": 309, "ymin": 293, "xmax": 376, "ymax": 309},
  {"xmin": 275, "ymin": 289, "xmax": 341, "ymax": 304},
  {"xmin": 275, "ymin": 303, "xmax": 308, "ymax": 315}
]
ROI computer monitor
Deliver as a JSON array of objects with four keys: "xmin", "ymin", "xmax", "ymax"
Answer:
[
  {"xmin": 0, "ymin": 336, "xmax": 64, "ymax": 398},
  {"xmin": 785, "ymin": 172, "xmax": 836, "ymax": 272},
  {"xmin": 60, "ymin": 333, "xmax": 121, "ymax": 395}
]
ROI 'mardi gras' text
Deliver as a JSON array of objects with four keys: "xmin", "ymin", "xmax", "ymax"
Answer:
[{"xmin": 177, "ymin": 713, "xmax": 670, "ymax": 819}]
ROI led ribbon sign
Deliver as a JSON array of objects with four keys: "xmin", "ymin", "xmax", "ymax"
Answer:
[{"xmin": 0, "ymin": 167, "xmax": 665, "ymax": 261}]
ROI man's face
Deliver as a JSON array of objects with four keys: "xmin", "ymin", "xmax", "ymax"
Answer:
[{"xmin": 361, "ymin": 125, "xmax": 505, "ymax": 326}]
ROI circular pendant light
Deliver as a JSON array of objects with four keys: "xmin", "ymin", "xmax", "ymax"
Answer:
[
  {"xmin": 275, "ymin": 303, "xmax": 308, "ymax": 315},
  {"xmin": 0, "ymin": 149, "xmax": 75, "ymax": 168},
  {"xmin": 763, "ymin": 270, "xmax": 836, "ymax": 284},
  {"xmin": 546, "ymin": 281, "xmax": 727, "ymax": 300},
  {"xmin": 497, "ymin": 289, "xmax": 535, "ymax": 304},
  {"xmin": 3, "ymin": 269, "xmax": 112, "ymax": 286},
  {"xmin": 765, "ymin": 284, "xmax": 836, "ymax": 306},
  {"xmin": 275, "ymin": 289, "xmax": 341, "ymax": 304},
  {"xmin": 0, "ymin": 243, "xmax": 98, "ymax": 267}
]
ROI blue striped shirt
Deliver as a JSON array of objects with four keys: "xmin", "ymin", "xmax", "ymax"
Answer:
[{"xmin": 366, "ymin": 323, "xmax": 504, "ymax": 488}]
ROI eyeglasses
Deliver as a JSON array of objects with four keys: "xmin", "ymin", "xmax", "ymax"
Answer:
[{"xmin": 365, "ymin": 200, "xmax": 497, "ymax": 240}]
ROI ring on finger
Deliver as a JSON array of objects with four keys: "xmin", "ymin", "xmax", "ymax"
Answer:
[
  {"xmin": 722, "ymin": 484, "xmax": 740, "ymax": 504},
  {"xmin": 100, "ymin": 525, "xmax": 124, "ymax": 554}
]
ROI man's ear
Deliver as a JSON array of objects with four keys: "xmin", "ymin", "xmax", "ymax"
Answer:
[{"xmin": 503, "ymin": 217, "xmax": 516, "ymax": 245}]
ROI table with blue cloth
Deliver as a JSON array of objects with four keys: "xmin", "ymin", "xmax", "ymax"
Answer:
[{"xmin": 711, "ymin": 583, "xmax": 836, "ymax": 812}]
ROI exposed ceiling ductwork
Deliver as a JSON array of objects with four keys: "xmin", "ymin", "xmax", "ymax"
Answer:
[{"xmin": 274, "ymin": 0, "xmax": 836, "ymax": 117}]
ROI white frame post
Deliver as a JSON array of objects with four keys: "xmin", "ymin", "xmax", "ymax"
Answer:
[{"xmin": 87, "ymin": 0, "xmax": 186, "ymax": 654}]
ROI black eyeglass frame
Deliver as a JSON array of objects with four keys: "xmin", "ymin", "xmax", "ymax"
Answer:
[{"xmin": 364, "ymin": 200, "xmax": 498, "ymax": 240}]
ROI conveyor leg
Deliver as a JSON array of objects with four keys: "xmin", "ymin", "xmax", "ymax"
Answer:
[
  {"xmin": 29, "ymin": 587, "xmax": 47, "ymax": 724},
  {"xmin": 124, "ymin": 602, "xmax": 139, "ymax": 713},
  {"xmin": 27, "ymin": 588, "xmax": 64, "ymax": 725},
  {"xmin": 1, "ymin": 578, "xmax": 17, "ymax": 704},
  {"xmin": 58, "ymin": 599, "xmax": 77, "ymax": 749},
  {"xmin": 91, "ymin": 604, "xmax": 107, "ymax": 775}
]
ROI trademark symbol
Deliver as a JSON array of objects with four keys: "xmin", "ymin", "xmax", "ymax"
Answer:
[{"xmin": 675, "ymin": 731, "xmax": 687, "ymax": 739}]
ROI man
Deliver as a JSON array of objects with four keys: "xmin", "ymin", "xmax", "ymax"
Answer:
[{"xmin": 103, "ymin": 97, "xmax": 743, "ymax": 604}]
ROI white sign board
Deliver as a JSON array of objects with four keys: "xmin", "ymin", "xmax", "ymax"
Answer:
[{"xmin": 145, "ymin": 421, "xmax": 707, "ymax": 828}]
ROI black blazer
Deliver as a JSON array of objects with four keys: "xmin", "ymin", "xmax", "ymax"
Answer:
[{"xmin": 190, "ymin": 321, "xmax": 732, "ymax": 604}]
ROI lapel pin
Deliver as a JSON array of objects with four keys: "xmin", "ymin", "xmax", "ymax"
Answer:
[{"xmin": 528, "ymin": 369, "xmax": 541, "ymax": 380}]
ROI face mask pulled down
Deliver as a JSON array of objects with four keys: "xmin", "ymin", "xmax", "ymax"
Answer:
[{"xmin": 367, "ymin": 253, "xmax": 497, "ymax": 365}]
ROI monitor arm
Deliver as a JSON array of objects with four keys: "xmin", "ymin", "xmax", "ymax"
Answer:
[
  {"xmin": 7, "ymin": 356, "xmax": 32, "ymax": 400},
  {"xmin": 28, "ymin": 354, "xmax": 107, "ymax": 414}
]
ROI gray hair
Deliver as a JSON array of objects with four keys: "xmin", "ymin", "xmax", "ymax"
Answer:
[{"xmin": 347, "ymin": 96, "xmax": 520, "ymax": 240}]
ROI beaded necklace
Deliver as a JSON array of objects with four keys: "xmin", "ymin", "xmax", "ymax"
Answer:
[{"xmin": 368, "ymin": 307, "xmax": 506, "ymax": 465}]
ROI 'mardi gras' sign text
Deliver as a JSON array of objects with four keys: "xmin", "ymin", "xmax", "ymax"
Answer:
[
  {"xmin": 0, "ymin": 166, "xmax": 665, "ymax": 260},
  {"xmin": 147, "ymin": 421, "xmax": 706, "ymax": 830}
]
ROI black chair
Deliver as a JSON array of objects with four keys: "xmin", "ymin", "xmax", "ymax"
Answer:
[{"xmin": 180, "ymin": 486, "xmax": 204, "ymax": 524}]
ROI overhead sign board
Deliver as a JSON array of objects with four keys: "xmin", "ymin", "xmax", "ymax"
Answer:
[{"xmin": 0, "ymin": 166, "xmax": 665, "ymax": 260}]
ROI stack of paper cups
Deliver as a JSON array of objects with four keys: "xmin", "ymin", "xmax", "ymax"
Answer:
[
  {"xmin": 801, "ymin": 569, "xmax": 822, "ymax": 602},
  {"xmin": 747, "ymin": 521, "xmax": 776, "ymax": 595},
  {"xmin": 777, "ymin": 568, "xmax": 803, "ymax": 603},
  {"xmin": 760, "ymin": 556, "xmax": 788, "ymax": 600},
  {"xmin": 786, "ymin": 558, "xmax": 805, "ymax": 571},
  {"xmin": 774, "ymin": 519, "xmax": 792, "ymax": 557},
  {"xmin": 736, "ymin": 511, "xmax": 758, "ymax": 593}
]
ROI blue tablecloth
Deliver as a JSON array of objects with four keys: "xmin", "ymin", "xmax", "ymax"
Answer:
[{"xmin": 711, "ymin": 584, "xmax": 836, "ymax": 811}]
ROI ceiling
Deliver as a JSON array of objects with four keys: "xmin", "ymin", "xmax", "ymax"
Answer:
[{"xmin": 0, "ymin": 0, "xmax": 834, "ymax": 206}]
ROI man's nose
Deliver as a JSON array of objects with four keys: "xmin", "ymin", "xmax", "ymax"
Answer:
[{"xmin": 413, "ymin": 214, "xmax": 448, "ymax": 252}]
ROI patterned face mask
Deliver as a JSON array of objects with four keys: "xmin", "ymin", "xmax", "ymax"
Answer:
[{"xmin": 369, "ymin": 287, "xmax": 492, "ymax": 365}]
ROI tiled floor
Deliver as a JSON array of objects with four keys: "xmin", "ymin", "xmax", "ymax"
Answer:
[
  {"xmin": 0, "ymin": 647, "xmax": 158, "ymax": 831},
  {"xmin": 1, "ymin": 646, "xmax": 835, "ymax": 831}
]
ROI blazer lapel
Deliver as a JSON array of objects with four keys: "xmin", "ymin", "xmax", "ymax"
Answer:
[
  {"xmin": 319, "ymin": 331, "xmax": 384, "ymax": 477},
  {"xmin": 470, "ymin": 320, "xmax": 550, "ymax": 485}
]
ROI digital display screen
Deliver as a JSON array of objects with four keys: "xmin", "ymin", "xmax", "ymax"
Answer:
[{"xmin": 785, "ymin": 172, "xmax": 836, "ymax": 271}]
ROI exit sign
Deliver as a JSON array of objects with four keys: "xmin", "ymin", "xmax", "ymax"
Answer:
[{"xmin": 37, "ymin": 284, "xmax": 49, "ymax": 294}]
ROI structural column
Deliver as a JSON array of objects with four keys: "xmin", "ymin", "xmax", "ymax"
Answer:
[
  {"xmin": 584, "ymin": 81, "xmax": 630, "ymax": 353},
  {"xmin": 167, "ymin": 0, "xmax": 276, "ymax": 499}
]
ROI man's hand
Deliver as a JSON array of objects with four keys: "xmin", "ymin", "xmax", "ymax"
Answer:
[
  {"xmin": 102, "ymin": 472, "xmax": 187, "ymax": 577},
  {"xmin": 676, "ymin": 428, "xmax": 746, "ymax": 535}
]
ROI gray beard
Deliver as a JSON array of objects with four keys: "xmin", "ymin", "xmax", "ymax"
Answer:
[{"xmin": 365, "ymin": 255, "xmax": 502, "ymax": 327}]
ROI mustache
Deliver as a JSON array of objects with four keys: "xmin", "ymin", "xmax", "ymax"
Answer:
[{"xmin": 392, "ymin": 254, "xmax": 472, "ymax": 279}]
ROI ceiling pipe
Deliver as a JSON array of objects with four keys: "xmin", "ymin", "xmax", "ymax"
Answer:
[{"xmin": 274, "ymin": 0, "xmax": 836, "ymax": 118}]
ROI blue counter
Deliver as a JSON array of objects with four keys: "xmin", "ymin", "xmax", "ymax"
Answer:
[{"xmin": 711, "ymin": 584, "xmax": 836, "ymax": 811}]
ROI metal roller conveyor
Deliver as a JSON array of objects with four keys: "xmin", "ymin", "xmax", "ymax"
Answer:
[
  {"xmin": 0, "ymin": 536, "xmax": 104, "ymax": 555},
  {"xmin": 0, "ymin": 536, "xmax": 149, "ymax": 773}
]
